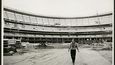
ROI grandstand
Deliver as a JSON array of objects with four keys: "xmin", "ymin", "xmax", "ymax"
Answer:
[{"xmin": 3, "ymin": 7, "xmax": 112, "ymax": 44}]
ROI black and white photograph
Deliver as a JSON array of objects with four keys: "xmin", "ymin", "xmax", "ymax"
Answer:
[{"xmin": 2, "ymin": 0, "xmax": 114, "ymax": 65}]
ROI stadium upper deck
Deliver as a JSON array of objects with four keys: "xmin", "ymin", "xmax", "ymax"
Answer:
[
  {"xmin": 4, "ymin": 8, "xmax": 112, "ymax": 26},
  {"xmin": 3, "ymin": 7, "xmax": 113, "ymax": 43}
]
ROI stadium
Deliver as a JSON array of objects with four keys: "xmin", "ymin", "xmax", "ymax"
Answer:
[
  {"xmin": 3, "ymin": 8, "xmax": 112, "ymax": 44},
  {"xmin": 3, "ymin": 0, "xmax": 113, "ymax": 65}
]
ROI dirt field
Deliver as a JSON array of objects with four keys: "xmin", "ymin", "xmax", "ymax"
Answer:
[
  {"xmin": 97, "ymin": 50, "xmax": 112, "ymax": 63},
  {"xmin": 3, "ymin": 48, "xmax": 112, "ymax": 65}
]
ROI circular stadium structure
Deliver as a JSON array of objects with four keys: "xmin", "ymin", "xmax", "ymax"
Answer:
[{"xmin": 3, "ymin": 7, "xmax": 113, "ymax": 44}]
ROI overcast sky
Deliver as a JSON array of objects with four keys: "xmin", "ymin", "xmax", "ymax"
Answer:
[{"xmin": 3, "ymin": 0, "xmax": 113, "ymax": 17}]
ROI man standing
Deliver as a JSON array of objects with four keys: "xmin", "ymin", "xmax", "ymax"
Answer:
[{"xmin": 68, "ymin": 39, "xmax": 79, "ymax": 65}]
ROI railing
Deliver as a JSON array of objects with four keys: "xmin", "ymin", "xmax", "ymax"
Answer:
[
  {"xmin": 4, "ymin": 33, "xmax": 112, "ymax": 38},
  {"xmin": 4, "ymin": 22, "xmax": 112, "ymax": 32}
]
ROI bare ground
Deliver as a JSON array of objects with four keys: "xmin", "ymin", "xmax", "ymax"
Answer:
[{"xmin": 3, "ymin": 48, "xmax": 112, "ymax": 65}]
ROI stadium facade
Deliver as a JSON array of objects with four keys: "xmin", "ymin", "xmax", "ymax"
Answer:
[{"xmin": 3, "ymin": 7, "xmax": 113, "ymax": 44}]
